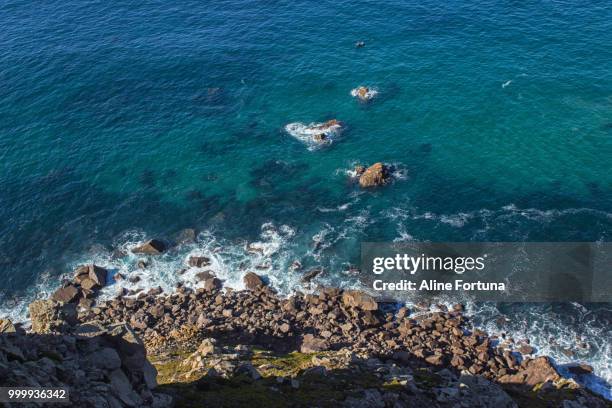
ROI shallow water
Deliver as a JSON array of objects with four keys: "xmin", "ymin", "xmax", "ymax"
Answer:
[{"xmin": 0, "ymin": 0, "xmax": 611, "ymax": 398}]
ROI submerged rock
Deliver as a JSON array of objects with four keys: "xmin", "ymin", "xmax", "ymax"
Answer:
[
  {"xmin": 358, "ymin": 162, "xmax": 391, "ymax": 188},
  {"xmin": 284, "ymin": 119, "xmax": 343, "ymax": 148}
]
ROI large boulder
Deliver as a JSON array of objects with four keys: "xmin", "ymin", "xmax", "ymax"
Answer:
[
  {"xmin": 243, "ymin": 272, "xmax": 264, "ymax": 291},
  {"xmin": 51, "ymin": 284, "xmax": 79, "ymax": 303},
  {"xmin": 341, "ymin": 290, "xmax": 378, "ymax": 311},
  {"xmin": 131, "ymin": 239, "xmax": 166, "ymax": 255},
  {"xmin": 358, "ymin": 163, "xmax": 390, "ymax": 188},
  {"xmin": 499, "ymin": 356, "xmax": 561, "ymax": 387}
]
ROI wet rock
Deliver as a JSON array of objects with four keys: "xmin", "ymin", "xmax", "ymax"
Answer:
[
  {"xmin": 358, "ymin": 163, "xmax": 390, "ymax": 188},
  {"xmin": 301, "ymin": 268, "xmax": 322, "ymax": 283},
  {"xmin": 88, "ymin": 265, "xmax": 108, "ymax": 287},
  {"xmin": 203, "ymin": 277, "xmax": 222, "ymax": 291},
  {"xmin": 567, "ymin": 363, "xmax": 593, "ymax": 376},
  {"xmin": 243, "ymin": 272, "xmax": 264, "ymax": 291},
  {"xmin": 188, "ymin": 256, "xmax": 210, "ymax": 268},
  {"xmin": 131, "ymin": 239, "xmax": 166, "ymax": 255}
]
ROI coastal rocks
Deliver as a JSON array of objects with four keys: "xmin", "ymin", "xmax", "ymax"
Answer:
[
  {"xmin": 357, "ymin": 163, "xmax": 391, "ymax": 188},
  {"xmin": 243, "ymin": 272, "xmax": 265, "ymax": 290},
  {"xmin": 51, "ymin": 264, "xmax": 108, "ymax": 309},
  {"xmin": 62, "ymin": 277, "xmax": 609, "ymax": 407},
  {"xmin": 132, "ymin": 239, "xmax": 167, "ymax": 255},
  {"xmin": 351, "ymin": 86, "xmax": 378, "ymax": 102}
]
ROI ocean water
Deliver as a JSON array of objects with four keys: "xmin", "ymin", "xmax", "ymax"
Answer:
[{"xmin": 1, "ymin": 0, "xmax": 611, "ymax": 398}]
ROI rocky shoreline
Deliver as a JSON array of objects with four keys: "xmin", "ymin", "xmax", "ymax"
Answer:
[{"xmin": 1, "ymin": 263, "xmax": 610, "ymax": 407}]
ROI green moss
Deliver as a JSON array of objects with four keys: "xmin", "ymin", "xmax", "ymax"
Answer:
[
  {"xmin": 251, "ymin": 351, "xmax": 321, "ymax": 377},
  {"xmin": 150, "ymin": 349, "xmax": 195, "ymax": 384}
]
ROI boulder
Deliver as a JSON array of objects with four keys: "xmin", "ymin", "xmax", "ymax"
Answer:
[
  {"xmin": 341, "ymin": 290, "xmax": 378, "ymax": 311},
  {"xmin": 301, "ymin": 268, "xmax": 322, "ymax": 283},
  {"xmin": 358, "ymin": 163, "xmax": 390, "ymax": 188},
  {"xmin": 87, "ymin": 347, "xmax": 122, "ymax": 370},
  {"xmin": 300, "ymin": 334, "xmax": 329, "ymax": 353},
  {"xmin": 204, "ymin": 277, "xmax": 222, "ymax": 291},
  {"xmin": 131, "ymin": 239, "xmax": 166, "ymax": 255},
  {"xmin": 243, "ymin": 272, "xmax": 264, "ymax": 290},
  {"xmin": 73, "ymin": 265, "xmax": 90, "ymax": 284},
  {"xmin": 499, "ymin": 356, "xmax": 560, "ymax": 387},
  {"xmin": 51, "ymin": 284, "xmax": 79, "ymax": 303},
  {"xmin": 0, "ymin": 318, "xmax": 16, "ymax": 333},
  {"xmin": 567, "ymin": 363, "xmax": 593, "ymax": 376},
  {"xmin": 87, "ymin": 265, "xmax": 107, "ymax": 287},
  {"xmin": 188, "ymin": 256, "xmax": 210, "ymax": 268}
]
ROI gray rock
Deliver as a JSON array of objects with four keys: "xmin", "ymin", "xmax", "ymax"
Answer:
[
  {"xmin": 109, "ymin": 368, "xmax": 142, "ymax": 407},
  {"xmin": 87, "ymin": 347, "xmax": 122, "ymax": 370}
]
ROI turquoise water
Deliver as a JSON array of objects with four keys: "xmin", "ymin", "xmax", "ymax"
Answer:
[{"xmin": 1, "ymin": 0, "xmax": 611, "ymax": 397}]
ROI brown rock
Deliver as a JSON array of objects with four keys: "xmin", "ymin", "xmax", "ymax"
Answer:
[
  {"xmin": 499, "ymin": 356, "xmax": 560, "ymax": 387},
  {"xmin": 243, "ymin": 272, "xmax": 264, "ymax": 291},
  {"xmin": 80, "ymin": 278, "xmax": 98, "ymax": 291},
  {"xmin": 204, "ymin": 277, "xmax": 222, "ymax": 291},
  {"xmin": 0, "ymin": 318, "xmax": 16, "ymax": 333},
  {"xmin": 341, "ymin": 290, "xmax": 378, "ymax": 311},
  {"xmin": 358, "ymin": 163, "xmax": 390, "ymax": 188},
  {"xmin": 518, "ymin": 344, "xmax": 535, "ymax": 355},
  {"xmin": 51, "ymin": 285, "xmax": 79, "ymax": 303},
  {"xmin": 188, "ymin": 256, "xmax": 210, "ymax": 268},
  {"xmin": 131, "ymin": 239, "xmax": 166, "ymax": 255},
  {"xmin": 88, "ymin": 265, "xmax": 107, "ymax": 286}
]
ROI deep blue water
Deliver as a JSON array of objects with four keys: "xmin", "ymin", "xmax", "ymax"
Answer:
[{"xmin": 1, "ymin": 0, "xmax": 611, "ymax": 398}]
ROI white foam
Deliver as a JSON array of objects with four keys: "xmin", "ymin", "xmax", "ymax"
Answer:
[
  {"xmin": 350, "ymin": 86, "xmax": 379, "ymax": 101},
  {"xmin": 285, "ymin": 120, "xmax": 343, "ymax": 150}
]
